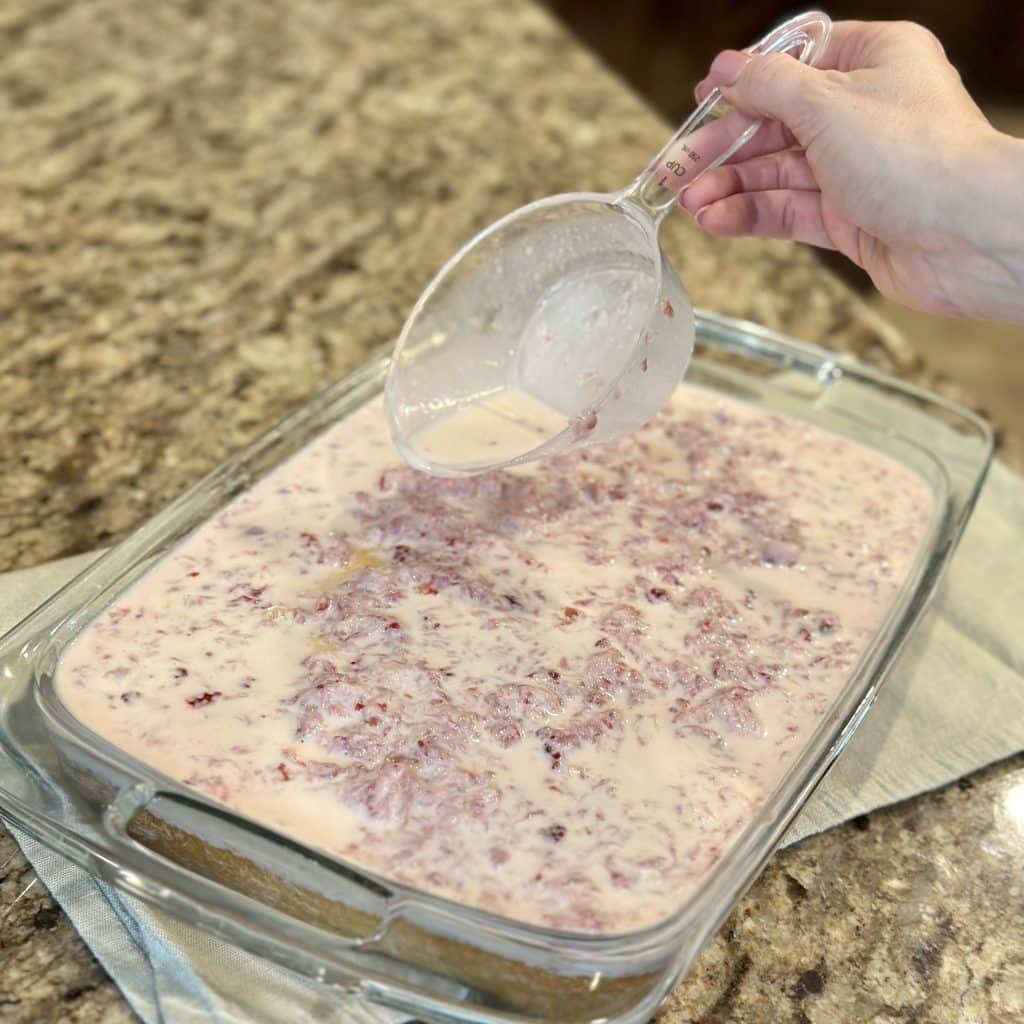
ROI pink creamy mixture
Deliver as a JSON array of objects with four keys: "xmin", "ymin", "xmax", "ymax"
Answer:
[{"xmin": 57, "ymin": 386, "xmax": 931, "ymax": 932}]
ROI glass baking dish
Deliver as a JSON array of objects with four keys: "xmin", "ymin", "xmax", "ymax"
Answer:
[{"xmin": 0, "ymin": 311, "xmax": 992, "ymax": 1024}]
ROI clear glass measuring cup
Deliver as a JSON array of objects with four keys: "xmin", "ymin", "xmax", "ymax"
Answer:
[{"xmin": 386, "ymin": 11, "xmax": 832, "ymax": 476}]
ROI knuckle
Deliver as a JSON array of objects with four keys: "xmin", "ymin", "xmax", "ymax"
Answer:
[
  {"xmin": 923, "ymin": 28, "xmax": 946, "ymax": 55},
  {"xmin": 816, "ymin": 68, "xmax": 847, "ymax": 94},
  {"xmin": 745, "ymin": 52, "xmax": 801, "ymax": 104},
  {"xmin": 744, "ymin": 51, "xmax": 823, "ymax": 128},
  {"xmin": 892, "ymin": 20, "xmax": 944, "ymax": 53},
  {"xmin": 778, "ymin": 152, "xmax": 803, "ymax": 191},
  {"xmin": 779, "ymin": 193, "xmax": 799, "ymax": 237},
  {"xmin": 738, "ymin": 194, "xmax": 759, "ymax": 234},
  {"xmin": 753, "ymin": 51, "xmax": 797, "ymax": 87}
]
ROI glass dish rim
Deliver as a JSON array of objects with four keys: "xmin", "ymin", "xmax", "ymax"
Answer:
[{"xmin": 0, "ymin": 309, "xmax": 994, "ymax": 1010}]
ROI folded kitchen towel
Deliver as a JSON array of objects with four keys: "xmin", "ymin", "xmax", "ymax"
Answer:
[{"xmin": 2, "ymin": 459, "xmax": 1022, "ymax": 1024}]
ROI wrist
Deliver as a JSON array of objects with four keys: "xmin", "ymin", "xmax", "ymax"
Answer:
[
  {"xmin": 955, "ymin": 128, "xmax": 1024, "ymax": 323},
  {"xmin": 974, "ymin": 129, "xmax": 1024, "ymax": 245}
]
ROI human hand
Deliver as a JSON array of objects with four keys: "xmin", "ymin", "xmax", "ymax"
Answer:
[{"xmin": 680, "ymin": 20, "xmax": 1024, "ymax": 324}]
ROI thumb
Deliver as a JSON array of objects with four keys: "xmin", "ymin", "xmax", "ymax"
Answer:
[{"xmin": 708, "ymin": 49, "xmax": 826, "ymax": 141}]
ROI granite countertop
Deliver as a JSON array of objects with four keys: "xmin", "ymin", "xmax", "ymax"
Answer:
[{"xmin": 0, "ymin": 1, "xmax": 1021, "ymax": 1021}]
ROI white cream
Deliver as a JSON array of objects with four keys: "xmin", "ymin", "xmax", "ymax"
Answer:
[{"xmin": 56, "ymin": 385, "xmax": 931, "ymax": 932}]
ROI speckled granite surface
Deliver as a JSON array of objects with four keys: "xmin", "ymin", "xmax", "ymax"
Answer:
[{"xmin": 0, "ymin": 1, "xmax": 1020, "ymax": 1022}]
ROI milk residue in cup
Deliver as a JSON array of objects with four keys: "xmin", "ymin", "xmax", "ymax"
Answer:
[{"xmin": 410, "ymin": 390, "xmax": 567, "ymax": 468}]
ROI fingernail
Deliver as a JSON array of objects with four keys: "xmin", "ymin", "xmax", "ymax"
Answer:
[
  {"xmin": 694, "ymin": 205, "xmax": 710, "ymax": 229},
  {"xmin": 709, "ymin": 49, "xmax": 750, "ymax": 87},
  {"xmin": 694, "ymin": 77, "xmax": 708, "ymax": 102}
]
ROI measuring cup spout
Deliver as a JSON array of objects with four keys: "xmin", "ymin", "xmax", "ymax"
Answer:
[{"xmin": 623, "ymin": 10, "xmax": 831, "ymax": 222}]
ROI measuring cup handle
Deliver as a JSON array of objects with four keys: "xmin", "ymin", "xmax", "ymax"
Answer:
[{"xmin": 624, "ymin": 11, "xmax": 832, "ymax": 220}]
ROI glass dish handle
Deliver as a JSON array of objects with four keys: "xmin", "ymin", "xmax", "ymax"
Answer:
[
  {"xmin": 102, "ymin": 784, "xmax": 393, "ymax": 946},
  {"xmin": 626, "ymin": 10, "xmax": 832, "ymax": 218}
]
